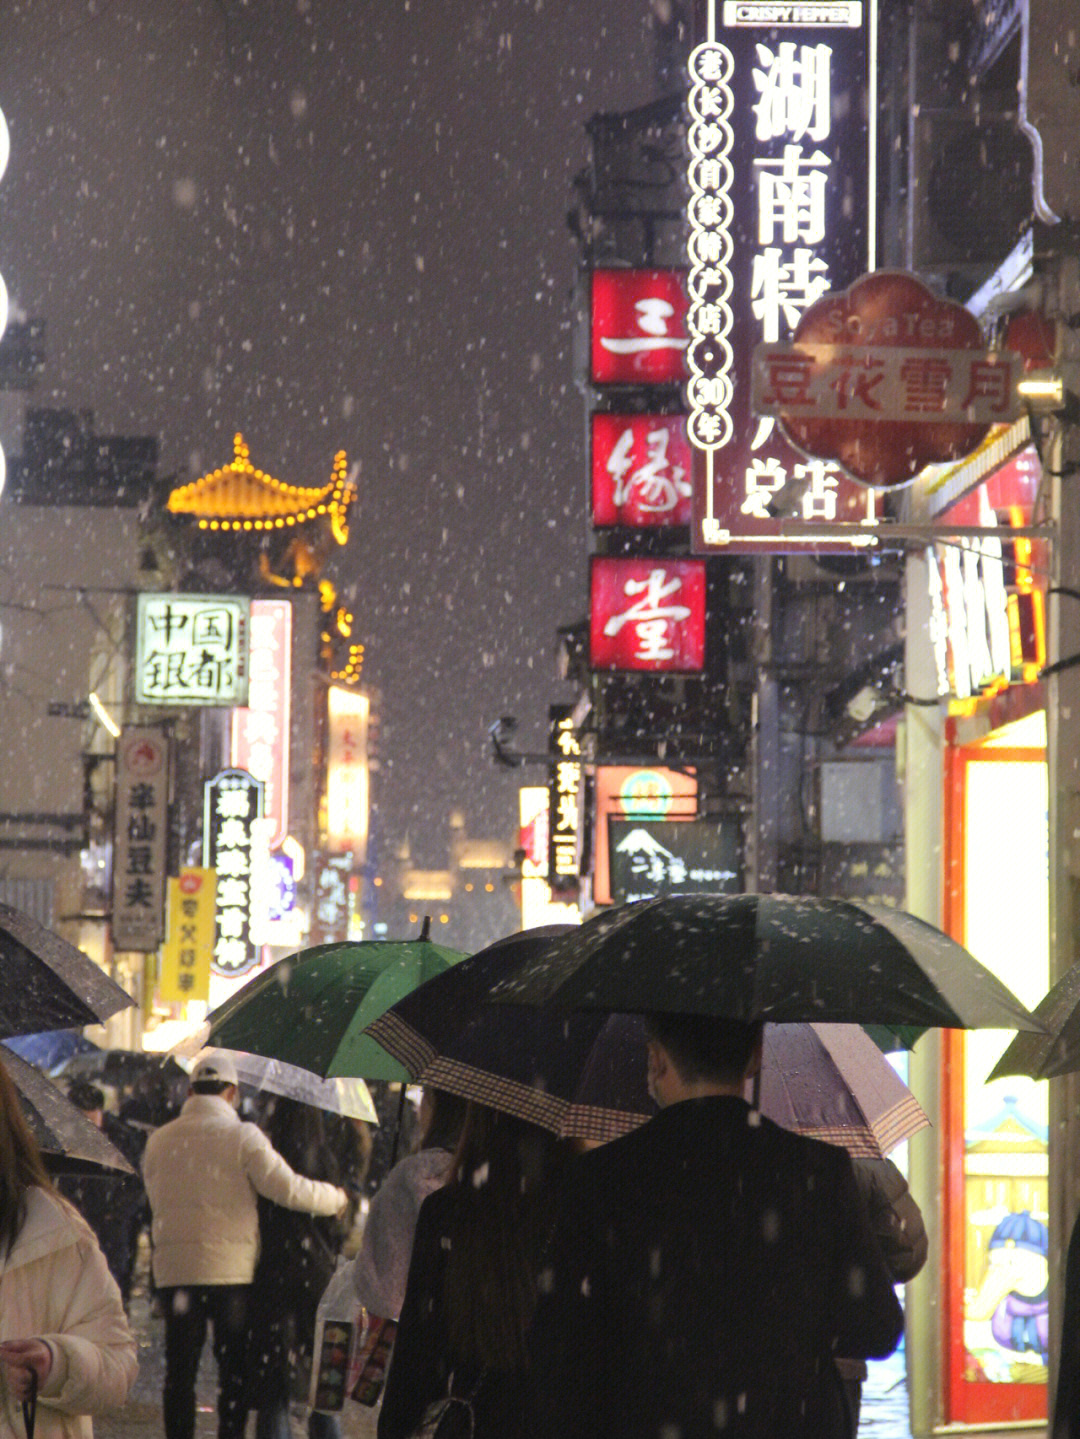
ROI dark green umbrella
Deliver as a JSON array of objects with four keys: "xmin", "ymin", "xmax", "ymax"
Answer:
[
  {"xmin": 205, "ymin": 937, "xmax": 467, "ymax": 1080},
  {"xmin": 988, "ymin": 961, "xmax": 1080, "ymax": 1081},
  {"xmin": 0, "ymin": 901, "xmax": 134, "ymax": 1038},
  {"xmin": 489, "ymin": 893, "xmax": 1045, "ymax": 1033}
]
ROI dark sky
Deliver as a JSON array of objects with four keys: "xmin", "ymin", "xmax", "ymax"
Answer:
[{"xmin": 0, "ymin": 0, "xmax": 660, "ymax": 868}]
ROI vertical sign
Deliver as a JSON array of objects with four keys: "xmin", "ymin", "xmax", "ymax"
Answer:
[
  {"xmin": 326, "ymin": 688, "xmax": 370, "ymax": 859},
  {"xmin": 548, "ymin": 706, "xmax": 582, "ymax": 891},
  {"xmin": 0, "ymin": 106, "xmax": 9, "ymax": 497},
  {"xmin": 231, "ymin": 598, "xmax": 291, "ymax": 848},
  {"xmin": 203, "ymin": 769, "xmax": 263, "ymax": 978},
  {"xmin": 158, "ymin": 869, "xmax": 216, "ymax": 1002},
  {"xmin": 689, "ymin": 0, "xmax": 879, "ymax": 552},
  {"xmin": 590, "ymin": 557, "xmax": 707, "ymax": 672},
  {"xmin": 112, "ymin": 727, "xmax": 170, "ymax": 951},
  {"xmin": 309, "ymin": 853, "xmax": 354, "ymax": 945},
  {"xmin": 591, "ymin": 414, "xmax": 694, "ymax": 528}
]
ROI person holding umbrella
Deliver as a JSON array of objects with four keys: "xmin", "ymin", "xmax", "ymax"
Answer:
[
  {"xmin": 0, "ymin": 1055, "xmax": 137, "ymax": 1439},
  {"xmin": 526, "ymin": 1012, "xmax": 904, "ymax": 1439}
]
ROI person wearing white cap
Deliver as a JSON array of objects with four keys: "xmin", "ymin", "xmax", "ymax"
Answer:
[{"xmin": 143, "ymin": 1051, "xmax": 349, "ymax": 1439}]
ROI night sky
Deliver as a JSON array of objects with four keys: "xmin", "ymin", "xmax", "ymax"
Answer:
[{"xmin": 0, "ymin": 1, "xmax": 660, "ymax": 869}]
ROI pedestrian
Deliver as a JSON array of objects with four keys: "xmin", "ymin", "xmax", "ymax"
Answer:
[
  {"xmin": 351, "ymin": 1087, "xmax": 467, "ymax": 1324},
  {"xmin": 836, "ymin": 1157, "xmax": 928, "ymax": 1437},
  {"xmin": 244, "ymin": 1096, "xmax": 359, "ymax": 1439},
  {"xmin": 0, "ymin": 1055, "xmax": 137, "ymax": 1439},
  {"xmin": 526, "ymin": 1012, "xmax": 905, "ymax": 1439},
  {"xmin": 54, "ymin": 1079, "xmax": 148, "ymax": 1306},
  {"xmin": 141, "ymin": 1051, "xmax": 349, "ymax": 1439},
  {"xmin": 377, "ymin": 1102, "xmax": 566, "ymax": 1439}
]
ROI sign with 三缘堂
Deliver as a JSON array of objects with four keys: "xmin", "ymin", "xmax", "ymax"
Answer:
[
  {"xmin": 135, "ymin": 593, "xmax": 250, "ymax": 707},
  {"xmin": 688, "ymin": 0, "xmax": 880, "ymax": 551}
]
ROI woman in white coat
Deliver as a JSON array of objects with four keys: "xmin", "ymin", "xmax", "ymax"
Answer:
[{"xmin": 0, "ymin": 1056, "xmax": 138, "ymax": 1438}]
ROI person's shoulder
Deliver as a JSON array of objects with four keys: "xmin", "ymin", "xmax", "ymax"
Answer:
[{"xmin": 15, "ymin": 1186, "xmax": 99, "ymax": 1260}]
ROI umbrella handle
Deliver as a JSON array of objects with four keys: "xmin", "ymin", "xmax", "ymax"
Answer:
[
  {"xmin": 418, "ymin": 916, "xmax": 431, "ymax": 940},
  {"xmin": 22, "ymin": 1369, "xmax": 36, "ymax": 1439},
  {"xmin": 750, "ymin": 1069, "xmax": 761, "ymax": 1111},
  {"xmin": 389, "ymin": 1084, "xmax": 407, "ymax": 1166}
]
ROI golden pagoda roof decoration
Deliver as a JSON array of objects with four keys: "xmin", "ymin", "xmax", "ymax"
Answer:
[{"xmin": 167, "ymin": 434, "xmax": 356, "ymax": 544}]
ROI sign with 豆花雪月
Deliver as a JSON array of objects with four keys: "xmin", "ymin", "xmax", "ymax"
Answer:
[
  {"xmin": 112, "ymin": 727, "xmax": 170, "ymax": 951},
  {"xmin": 135, "ymin": 593, "xmax": 250, "ymax": 707},
  {"xmin": 688, "ymin": 0, "xmax": 880, "ymax": 550}
]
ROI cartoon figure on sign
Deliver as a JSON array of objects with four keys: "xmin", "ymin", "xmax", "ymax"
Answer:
[{"xmin": 967, "ymin": 1211, "xmax": 1049, "ymax": 1370}]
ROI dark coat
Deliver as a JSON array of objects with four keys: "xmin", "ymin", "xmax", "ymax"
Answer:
[
  {"xmin": 526, "ymin": 1095, "xmax": 905, "ymax": 1439},
  {"xmin": 1053, "ymin": 1206, "xmax": 1080, "ymax": 1439},
  {"xmin": 377, "ymin": 1184, "xmax": 530, "ymax": 1439}
]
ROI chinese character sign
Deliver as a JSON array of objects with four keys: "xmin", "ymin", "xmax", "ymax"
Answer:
[
  {"xmin": 326, "ymin": 688, "xmax": 370, "ymax": 859},
  {"xmin": 591, "ymin": 415, "xmax": 694, "ymax": 527},
  {"xmin": 590, "ymin": 558, "xmax": 706, "ymax": 672},
  {"xmin": 159, "ymin": 869, "xmax": 215, "ymax": 1003},
  {"xmin": 203, "ymin": 769, "xmax": 264, "ymax": 978},
  {"xmin": 136, "ymin": 593, "xmax": 250, "ymax": 706},
  {"xmin": 689, "ymin": 3, "xmax": 878, "ymax": 551},
  {"xmin": 112, "ymin": 727, "xmax": 170, "ymax": 951},
  {"xmin": 309, "ymin": 853, "xmax": 354, "ymax": 945},
  {"xmin": 231, "ymin": 598, "xmax": 292, "ymax": 848},
  {"xmin": 609, "ymin": 818, "xmax": 741, "ymax": 904},
  {"xmin": 590, "ymin": 270, "xmax": 690, "ymax": 386},
  {"xmin": 548, "ymin": 708, "xmax": 582, "ymax": 891}
]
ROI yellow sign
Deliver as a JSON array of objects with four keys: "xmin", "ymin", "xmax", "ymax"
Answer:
[{"xmin": 159, "ymin": 869, "xmax": 216, "ymax": 1003}]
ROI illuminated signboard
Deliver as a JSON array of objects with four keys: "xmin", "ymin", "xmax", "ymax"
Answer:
[
  {"xmin": 590, "ymin": 557, "xmax": 706, "ymax": 672},
  {"xmin": 548, "ymin": 706, "xmax": 582, "ymax": 891},
  {"xmin": 158, "ymin": 869, "xmax": 215, "ymax": 1003},
  {"xmin": 203, "ymin": 768, "xmax": 264, "ymax": 978},
  {"xmin": 590, "ymin": 269, "xmax": 689, "ymax": 387},
  {"xmin": 688, "ymin": 0, "xmax": 880, "ymax": 551},
  {"xmin": 326, "ymin": 687, "xmax": 370, "ymax": 859},
  {"xmin": 309, "ymin": 852, "xmax": 353, "ymax": 945},
  {"xmin": 591, "ymin": 414, "xmax": 693, "ymax": 528},
  {"xmin": 0, "ymin": 106, "xmax": 8, "ymax": 497},
  {"xmin": 609, "ymin": 817, "xmax": 741, "ymax": 904},
  {"xmin": 518, "ymin": 786, "xmax": 582, "ymax": 929},
  {"xmin": 231, "ymin": 598, "xmax": 291, "ymax": 848},
  {"xmin": 593, "ymin": 766, "xmax": 699, "ymax": 906},
  {"xmin": 135, "ymin": 593, "xmax": 250, "ymax": 706},
  {"xmin": 112, "ymin": 727, "xmax": 170, "ymax": 951}
]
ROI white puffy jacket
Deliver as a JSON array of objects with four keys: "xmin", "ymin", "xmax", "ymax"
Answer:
[
  {"xmin": 143, "ymin": 1093, "xmax": 346, "ymax": 1288},
  {"xmin": 0, "ymin": 1186, "xmax": 137, "ymax": 1439}
]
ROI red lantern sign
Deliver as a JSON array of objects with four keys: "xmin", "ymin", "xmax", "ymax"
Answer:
[
  {"xmin": 590, "ymin": 270, "xmax": 689, "ymax": 386},
  {"xmin": 590, "ymin": 557, "xmax": 706, "ymax": 672},
  {"xmin": 753, "ymin": 272, "xmax": 1022, "ymax": 488},
  {"xmin": 591, "ymin": 414, "xmax": 693, "ymax": 527}
]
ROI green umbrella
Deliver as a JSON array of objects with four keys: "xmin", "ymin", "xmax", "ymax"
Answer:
[{"xmin": 205, "ymin": 937, "xmax": 467, "ymax": 1081}]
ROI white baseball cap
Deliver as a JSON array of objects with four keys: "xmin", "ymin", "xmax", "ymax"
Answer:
[{"xmin": 191, "ymin": 1051, "xmax": 239, "ymax": 1087}]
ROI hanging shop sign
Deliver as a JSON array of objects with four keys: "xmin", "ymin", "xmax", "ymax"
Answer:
[
  {"xmin": 135, "ymin": 593, "xmax": 250, "ymax": 707},
  {"xmin": 203, "ymin": 768, "xmax": 264, "ymax": 978},
  {"xmin": 590, "ymin": 557, "xmax": 706, "ymax": 672},
  {"xmin": 591, "ymin": 414, "xmax": 693, "ymax": 527},
  {"xmin": 309, "ymin": 852, "xmax": 354, "ymax": 946},
  {"xmin": 688, "ymin": 0, "xmax": 883, "ymax": 551},
  {"xmin": 231, "ymin": 598, "xmax": 291, "ymax": 848},
  {"xmin": 112, "ymin": 726, "xmax": 170, "ymax": 951},
  {"xmin": 519, "ymin": 787, "xmax": 582, "ymax": 929},
  {"xmin": 0, "ymin": 106, "xmax": 9, "ymax": 499},
  {"xmin": 609, "ymin": 816, "xmax": 741, "ymax": 904},
  {"xmin": 325, "ymin": 687, "xmax": 370, "ymax": 859},
  {"xmin": 593, "ymin": 766, "xmax": 699, "ymax": 906},
  {"xmin": 158, "ymin": 868, "xmax": 215, "ymax": 1003},
  {"xmin": 590, "ymin": 269, "xmax": 689, "ymax": 387},
  {"xmin": 752, "ymin": 272, "xmax": 1023, "ymax": 487},
  {"xmin": 548, "ymin": 706, "xmax": 583, "ymax": 892}
]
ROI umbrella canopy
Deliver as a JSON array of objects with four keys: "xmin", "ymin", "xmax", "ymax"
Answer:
[
  {"xmin": 488, "ymin": 894, "xmax": 1043, "ymax": 1032},
  {"xmin": 212, "ymin": 1049, "xmax": 379, "ymax": 1123},
  {"xmin": 204, "ymin": 938, "xmax": 467, "ymax": 1080},
  {"xmin": 2, "ymin": 1030, "xmax": 101, "ymax": 1073},
  {"xmin": 988, "ymin": 961, "xmax": 1080, "ymax": 1081},
  {"xmin": 0, "ymin": 901, "xmax": 135, "ymax": 1037},
  {"xmin": 367, "ymin": 936, "xmax": 929, "ymax": 1155},
  {"xmin": 1, "ymin": 1049, "xmax": 135, "ymax": 1175}
]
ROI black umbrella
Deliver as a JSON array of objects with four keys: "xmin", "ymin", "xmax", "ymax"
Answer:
[
  {"xmin": 2, "ymin": 1049, "xmax": 135, "ymax": 1175},
  {"xmin": 0, "ymin": 902, "xmax": 135, "ymax": 1037},
  {"xmin": 488, "ymin": 894, "xmax": 1044, "ymax": 1032},
  {"xmin": 988, "ymin": 961, "xmax": 1080, "ymax": 1081}
]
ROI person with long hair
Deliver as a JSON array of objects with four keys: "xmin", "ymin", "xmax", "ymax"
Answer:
[
  {"xmin": 0, "ymin": 1056, "xmax": 137, "ymax": 1438},
  {"xmin": 377, "ymin": 1103, "xmax": 565, "ymax": 1439},
  {"xmin": 244, "ymin": 1096, "xmax": 360, "ymax": 1439}
]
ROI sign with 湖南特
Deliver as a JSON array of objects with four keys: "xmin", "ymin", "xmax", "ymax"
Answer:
[
  {"xmin": 688, "ymin": 0, "xmax": 880, "ymax": 551},
  {"xmin": 548, "ymin": 706, "xmax": 582, "ymax": 891},
  {"xmin": 158, "ymin": 869, "xmax": 215, "ymax": 1003},
  {"xmin": 203, "ymin": 769, "xmax": 264, "ymax": 978},
  {"xmin": 112, "ymin": 727, "xmax": 170, "ymax": 951},
  {"xmin": 135, "ymin": 593, "xmax": 250, "ymax": 706}
]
